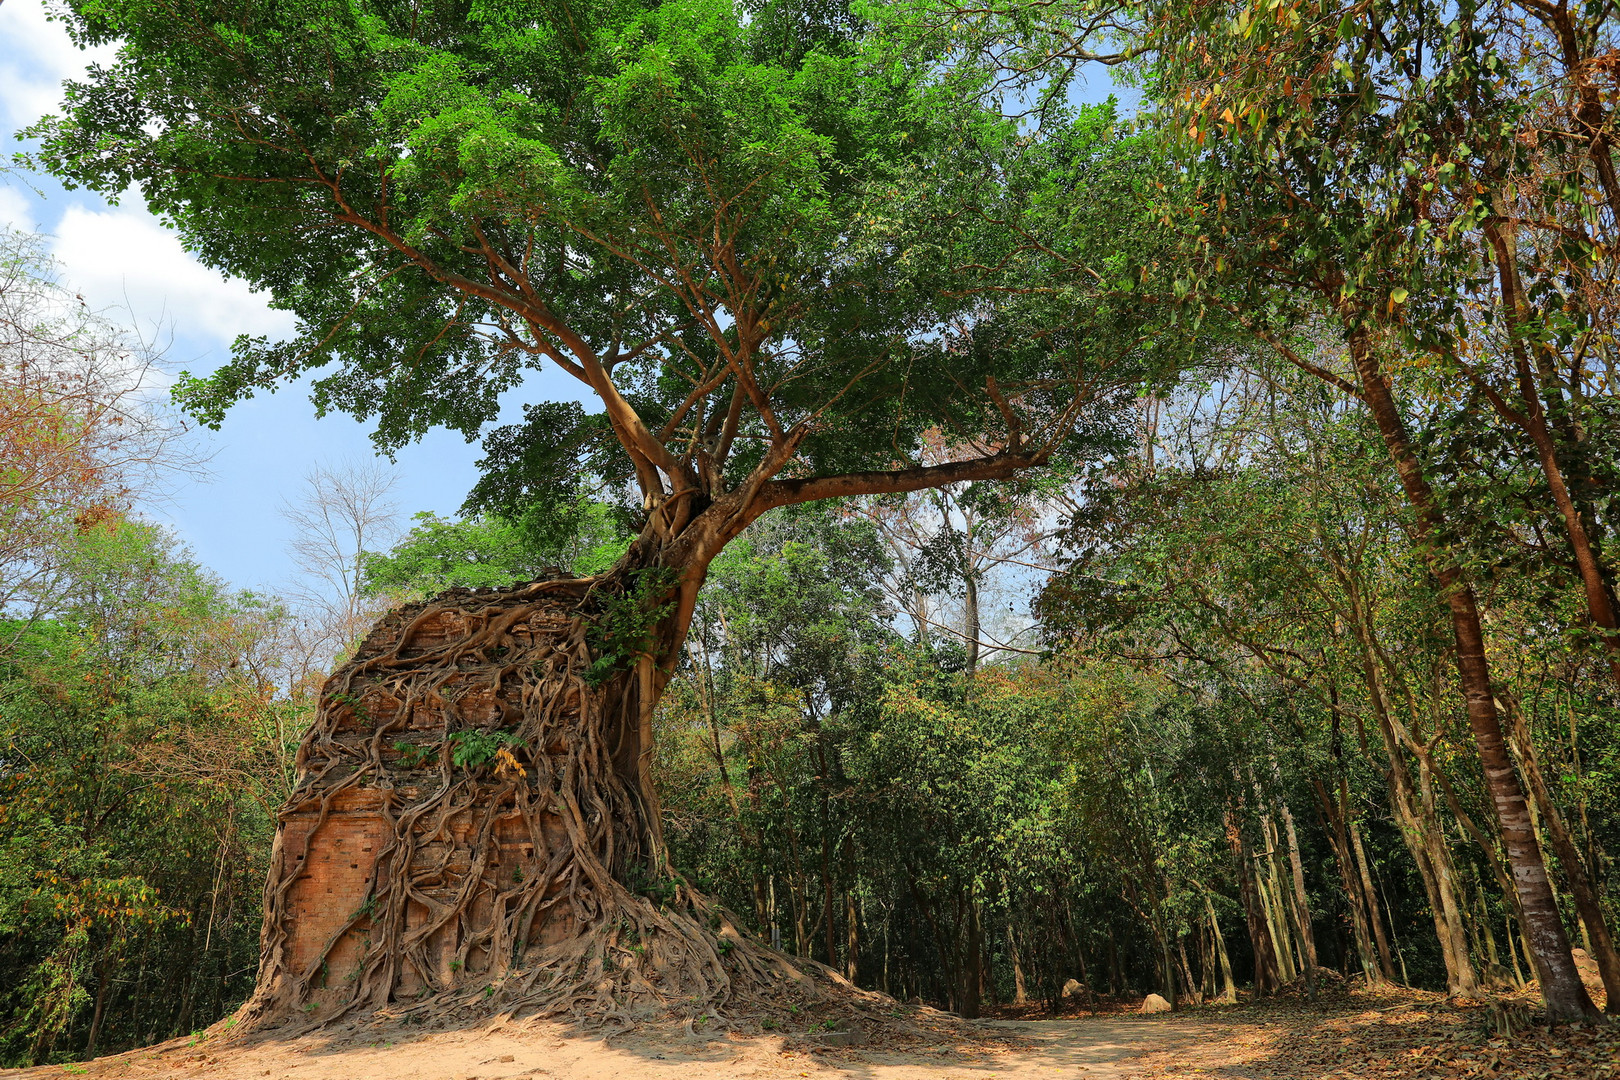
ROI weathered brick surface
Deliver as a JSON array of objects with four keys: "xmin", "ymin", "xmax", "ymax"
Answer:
[
  {"xmin": 271, "ymin": 586, "xmax": 585, "ymax": 1006},
  {"xmin": 280, "ymin": 790, "xmax": 387, "ymax": 978}
]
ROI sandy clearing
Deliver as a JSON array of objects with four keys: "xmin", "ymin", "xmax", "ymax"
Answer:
[{"xmin": 3, "ymin": 1014, "xmax": 1268, "ymax": 1080}]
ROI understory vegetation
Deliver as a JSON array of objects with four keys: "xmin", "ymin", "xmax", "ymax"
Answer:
[{"xmin": 3, "ymin": 0, "xmax": 1620, "ymax": 1067}]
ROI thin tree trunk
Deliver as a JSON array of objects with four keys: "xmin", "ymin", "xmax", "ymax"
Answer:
[
  {"xmin": 964, "ymin": 569, "xmax": 981, "ymax": 675},
  {"xmin": 1256, "ymin": 854, "xmax": 1295, "ymax": 982},
  {"xmin": 1227, "ymin": 807, "xmax": 1279, "ymax": 996},
  {"xmin": 1351, "ymin": 816, "xmax": 1398, "ymax": 985},
  {"xmin": 1343, "ymin": 585, "xmax": 1478, "ymax": 993},
  {"xmin": 1504, "ymin": 908, "xmax": 1528, "ymax": 989},
  {"xmin": 845, "ymin": 886, "xmax": 859, "ymax": 984},
  {"xmin": 1207, "ymin": 894, "xmax": 1238, "ymax": 1003},
  {"xmin": 1278, "ymin": 796, "xmax": 1319, "ymax": 995},
  {"xmin": 1474, "ymin": 876, "xmax": 1504, "ymax": 985},
  {"xmin": 1008, "ymin": 924, "xmax": 1029, "ymax": 1005},
  {"xmin": 1159, "ymin": 918, "xmax": 1178, "ymax": 1010},
  {"xmin": 692, "ymin": 638, "xmax": 769, "ymax": 928},
  {"xmin": 1177, "ymin": 936, "xmax": 1201, "ymax": 1005},
  {"xmin": 906, "ymin": 870, "xmax": 956, "ymax": 1010},
  {"xmin": 1483, "ymin": 216, "xmax": 1620, "ymax": 680},
  {"xmin": 822, "ymin": 836, "xmax": 838, "ymax": 970},
  {"xmin": 1341, "ymin": 319, "xmax": 1597, "ymax": 1021},
  {"xmin": 1315, "ymin": 779, "xmax": 1381, "ymax": 983},
  {"xmin": 1107, "ymin": 933, "xmax": 1121, "ymax": 999},
  {"xmin": 85, "ymin": 953, "xmax": 113, "ymax": 1058}
]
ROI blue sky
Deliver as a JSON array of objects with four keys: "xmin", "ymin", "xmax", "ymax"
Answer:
[{"xmin": 0, "ymin": 0, "xmax": 591, "ymax": 594}]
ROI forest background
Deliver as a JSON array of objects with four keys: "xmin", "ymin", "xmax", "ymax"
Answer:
[{"xmin": 2, "ymin": 0, "xmax": 1620, "ymax": 1068}]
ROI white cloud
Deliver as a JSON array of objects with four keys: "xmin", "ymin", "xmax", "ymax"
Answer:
[
  {"xmin": 1, "ymin": 5, "xmax": 293, "ymax": 357},
  {"xmin": 0, "ymin": 185, "xmax": 35, "ymax": 231},
  {"xmin": 50, "ymin": 199, "xmax": 296, "ymax": 345},
  {"xmin": 0, "ymin": 1, "xmax": 118, "ymax": 134}
]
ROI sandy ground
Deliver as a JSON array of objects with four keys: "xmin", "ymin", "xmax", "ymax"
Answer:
[
  {"xmin": 8, "ymin": 990, "xmax": 1616, "ymax": 1080},
  {"xmin": 4, "ymin": 1014, "xmax": 1254, "ymax": 1080}
]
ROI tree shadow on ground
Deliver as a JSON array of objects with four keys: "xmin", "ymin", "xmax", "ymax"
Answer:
[{"xmin": 4, "ymin": 984, "xmax": 1613, "ymax": 1079}]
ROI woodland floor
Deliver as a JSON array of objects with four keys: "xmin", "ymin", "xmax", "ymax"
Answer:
[{"xmin": 7, "ymin": 984, "xmax": 1615, "ymax": 1080}]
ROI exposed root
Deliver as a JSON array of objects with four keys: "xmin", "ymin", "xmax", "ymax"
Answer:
[{"xmin": 229, "ymin": 573, "xmax": 892, "ymax": 1038}]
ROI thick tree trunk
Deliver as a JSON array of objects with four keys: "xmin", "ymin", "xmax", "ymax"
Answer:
[
  {"xmin": 1502, "ymin": 693, "xmax": 1620, "ymax": 1011},
  {"xmin": 1343, "ymin": 322, "xmax": 1599, "ymax": 1021},
  {"xmin": 961, "ymin": 888, "xmax": 983, "ymax": 1019},
  {"xmin": 234, "ymin": 569, "xmax": 814, "ymax": 1031}
]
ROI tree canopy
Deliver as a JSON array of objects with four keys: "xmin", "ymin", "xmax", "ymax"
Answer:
[{"xmin": 31, "ymin": 0, "xmax": 1155, "ymax": 603}]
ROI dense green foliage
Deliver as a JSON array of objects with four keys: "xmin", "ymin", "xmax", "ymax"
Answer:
[
  {"xmin": 358, "ymin": 503, "xmax": 629, "ymax": 597},
  {"xmin": 28, "ymin": 0, "xmax": 1149, "ymax": 526},
  {"xmin": 0, "ymin": 521, "xmax": 293, "ymax": 1065}
]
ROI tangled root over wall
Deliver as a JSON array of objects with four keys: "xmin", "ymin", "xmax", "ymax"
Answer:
[{"xmin": 233, "ymin": 575, "xmax": 865, "ymax": 1034}]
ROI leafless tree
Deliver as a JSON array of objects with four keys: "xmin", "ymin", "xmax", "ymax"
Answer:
[
  {"xmin": 858, "ymin": 436, "xmax": 1062, "ymax": 670},
  {"xmin": 276, "ymin": 460, "xmax": 401, "ymax": 692}
]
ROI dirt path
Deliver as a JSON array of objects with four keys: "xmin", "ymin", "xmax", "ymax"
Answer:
[{"xmin": 6, "ymin": 1014, "xmax": 1259, "ymax": 1080}]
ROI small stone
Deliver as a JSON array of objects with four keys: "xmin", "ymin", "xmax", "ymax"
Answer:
[
  {"xmin": 1141, "ymin": 993, "xmax": 1172, "ymax": 1014},
  {"xmin": 499, "ymin": 1055, "xmax": 516, "ymax": 1063},
  {"xmin": 808, "ymin": 1023, "xmax": 866, "ymax": 1047}
]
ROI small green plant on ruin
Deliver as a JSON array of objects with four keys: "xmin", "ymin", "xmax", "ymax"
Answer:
[
  {"xmin": 446, "ymin": 729, "xmax": 524, "ymax": 777},
  {"xmin": 582, "ymin": 566, "xmax": 680, "ymax": 686},
  {"xmin": 330, "ymin": 691, "xmax": 371, "ymax": 723}
]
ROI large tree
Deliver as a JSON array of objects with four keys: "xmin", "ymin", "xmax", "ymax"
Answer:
[{"xmin": 28, "ymin": 0, "xmax": 1147, "ymax": 1024}]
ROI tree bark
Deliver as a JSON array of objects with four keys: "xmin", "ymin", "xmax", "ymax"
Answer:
[
  {"xmin": 1008, "ymin": 924, "xmax": 1029, "ymax": 1005},
  {"xmin": 1501, "ymin": 692, "xmax": 1620, "ymax": 1011},
  {"xmin": 1206, "ymin": 894, "xmax": 1238, "ymax": 1003},
  {"xmin": 1341, "ymin": 320, "xmax": 1598, "ymax": 1021},
  {"xmin": 1481, "ymin": 217, "xmax": 1620, "ymax": 683},
  {"xmin": 964, "ymin": 571, "xmax": 981, "ymax": 675},
  {"xmin": 1277, "ymin": 796, "xmax": 1319, "ymax": 994},
  {"xmin": 1313, "ymin": 778, "xmax": 1382, "ymax": 984},
  {"xmin": 962, "ymin": 888, "xmax": 984, "ymax": 1019},
  {"xmin": 844, "ymin": 840, "xmax": 860, "ymax": 984},
  {"xmin": 1349, "ymin": 823, "xmax": 1395, "ymax": 985},
  {"xmin": 85, "ymin": 953, "xmax": 113, "ymax": 1058},
  {"xmin": 1177, "ymin": 936, "xmax": 1201, "ymax": 1006},
  {"xmin": 1226, "ymin": 807, "xmax": 1279, "ymax": 997},
  {"xmin": 1342, "ymin": 579, "xmax": 1478, "ymax": 993}
]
